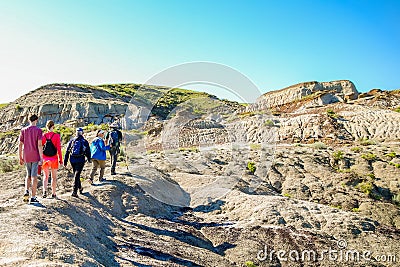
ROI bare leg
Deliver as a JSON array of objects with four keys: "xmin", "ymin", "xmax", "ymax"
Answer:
[
  {"xmin": 32, "ymin": 176, "xmax": 38, "ymax": 197},
  {"xmin": 51, "ymin": 168, "xmax": 58, "ymax": 195},
  {"xmin": 43, "ymin": 167, "xmax": 50, "ymax": 194},
  {"xmin": 25, "ymin": 176, "xmax": 31, "ymax": 192}
]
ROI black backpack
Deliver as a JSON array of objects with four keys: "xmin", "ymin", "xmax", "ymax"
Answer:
[
  {"xmin": 110, "ymin": 130, "xmax": 120, "ymax": 147},
  {"xmin": 43, "ymin": 133, "xmax": 57, "ymax": 157}
]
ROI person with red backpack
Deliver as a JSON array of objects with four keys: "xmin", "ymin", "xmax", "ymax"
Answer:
[
  {"xmin": 41, "ymin": 120, "xmax": 63, "ymax": 198},
  {"xmin": 64, "ymin": 127, "xmax": 91, "ymax": 197}
]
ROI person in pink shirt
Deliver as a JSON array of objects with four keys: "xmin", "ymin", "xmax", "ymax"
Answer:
[
  {"xmin": 41, "ymin": 120, "xmax": 63, "ymax": 198},
  {"xmin": 18, "ymin": 114, "xmax": 43, "ymax": 203}
]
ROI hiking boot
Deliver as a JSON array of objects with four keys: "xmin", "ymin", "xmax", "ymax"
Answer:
[
  {"xmin": 51, "ymin": 194, "xmax": 57, "ymax": 199},
  {"xmin": 99, "ymin": 178, "xmax": 106, "ymax": 182},
  {"xmin": 71, "ymin": 192, "xmax": 78, "ymax": 197},
  {"xmin": 111, "ymin": 172, "xmax": 116, "ymax": 175},
  {"xmin": 79, "ymin": 187, "xmax": 84, "ymax": 194},
  {"xmin": 23, "ymin": 191, "xmax": 30, "ymax": 202},
  {"xmin": 30, "ymin": 197, "xmax": 39, "ymax": 203},
  {"xmin": 42, "ymin": 191, "xmax": 47, "ymax": 198}
]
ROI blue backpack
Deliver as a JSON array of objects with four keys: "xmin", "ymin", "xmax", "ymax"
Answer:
[{"xmin": 70, "ymin": 138, "xmax": 86, "ymax": 157}]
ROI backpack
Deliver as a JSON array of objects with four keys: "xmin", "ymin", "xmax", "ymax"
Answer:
[
  {"xmin": 110, "ymin": 130, "xmax": 120, "ymax": 147},
  {"xmin": 43, "ymin": 133, "xmax": 57, "ymax": 157},
  {"xmin": 70, "ymin": 137, "xmax": 86, "ymax": 157}
]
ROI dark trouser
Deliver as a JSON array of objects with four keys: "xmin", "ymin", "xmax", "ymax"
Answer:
[
  {"xmin": 71, "ymin": 162, "xmax": 85, "ymax": 193},
  {"xmin": 109, "ymin": 147, "xmax": 119, "ymax": 173}
]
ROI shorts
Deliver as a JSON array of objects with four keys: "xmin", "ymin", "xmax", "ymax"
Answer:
[
  {"xmin": 42, "ymin": 158, "xmax": 59, "ymax": 170},
  {"xmin": 25, "ymin": 162, "xmax": 39, "ymax": 177}
]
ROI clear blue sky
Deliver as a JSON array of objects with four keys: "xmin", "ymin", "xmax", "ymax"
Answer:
[{"xmin": 0, "ymin": 0, "xmax": 399, "ymax": 103}]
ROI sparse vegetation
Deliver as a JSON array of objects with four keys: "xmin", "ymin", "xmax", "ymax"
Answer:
[
  {"xmin": 361, "ymin": 153, "xmax": 377, "ymax": 162},
  {"xmin": 0, "ymin": 130, "xmax": 20, "ymax": 139},
  {"xmin": 365, "ymin": 173, "xmax": 376, "ymax": 180},
  {"xmin": 247, "ymin": 161, "xmax": 256, "ymax": 174},
  {"xmin": 264, "ymin": 119, "xmax": 275, "ymax": 127},
  {"xmin": 393, "ymin": 107, "xmax": 400, "ymax": 113},
  {"xmin": 245, "ymin": 261, "xmax": 258, "ymax": 267},
  {"xmin": 392, "ymin": 194, "xmax": 400, "ymax": 205},
  {"xmin": 350, "ymin": 146, "xmax": 362, "ymax": 153},
  {"xmin": 389, "ymin": 162, "xmax": 400, "ymax": 168},
  {"xmin": 352, "ymin": 208, "xmax": 360, "ymax": 212},
  {"xmin": 359, "ymin": 138, "xmax": 376, "ymax": 146},
  {"xmin": 15, "ymin": 104, "xmax": 22, "ymax": 111},
  {"xmin": 385, "ymin": 152, "xmax": 397, "ymax": 158},
  {"xmin": 53, "ymin": 125, "xmax": 74, "ymax": 144},
  {"xmin": 326, "ymin": 109, "xmax": 338, "ymax": 119},
  {"xmin": 311, "ymin": 142, "xmax": 327, "ymax": 150},
  {"xmin": 355, "ymin": 181, "xmax": 374, "ymax": 195},
  {"xmin": 0, "ymin": 158, "xmax": 20, "ymax": 173},
  {"xmin": 332, "ymin": 150, "xmax": 344, "ymax": 160},
  {"xmin": 250, "ymin": 143, "xmax": 261, "ymax": 150},
  {"xmin": 283, "ymin": 193, "xmax": 292, "ymax": 198},
  {"xmin": 330, "ymin": 205, "xmax": 342, "ymax": 209},
  {"xmin": 0, "ymin": 103, "xmax": 8, "ymax": 110}
]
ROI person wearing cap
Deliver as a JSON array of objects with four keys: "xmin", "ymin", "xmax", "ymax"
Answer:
[
  {"xmin": 64, "ymin": 127, "xmax": 91, "ymax": 197},
  {"xmin": 105, "ymin": 121, "xmax": 123, "ymax": 175},
  {"xmin": 89, "ymin": 129, "xmax": 110, "ymax": 183},
  {"xmin": 18, "ymin": 114, "xmax": 43, "ymax": 203}
]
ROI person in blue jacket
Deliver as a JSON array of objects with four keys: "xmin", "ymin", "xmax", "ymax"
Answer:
[
  {"xmin": 64, "ymin": 127, "xmax": 91, "ymax": 197},
  {"xmin": 89, "ymin": 129, "xmax": 110, "ymax": 183}
]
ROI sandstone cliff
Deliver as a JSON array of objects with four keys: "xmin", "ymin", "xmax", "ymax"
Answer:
[{"xmin": 256, "ymin": 80, "xmax": 359, "ymax": 109}]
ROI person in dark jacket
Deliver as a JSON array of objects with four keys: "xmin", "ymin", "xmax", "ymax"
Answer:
[
  {"xmin": 64, "ymin": 127, "xmax": 91, "ymax": 197},
  {"xmin": 105, "ymin": 121, "xmax": 123, "ymax": 175},
  {"xmin": 89, "ymin": 129, "xmax": 110, "ymax": 183}
]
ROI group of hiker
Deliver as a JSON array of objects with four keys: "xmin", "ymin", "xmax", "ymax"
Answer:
[{"xmin": 18, "ymin": 114, "xmax": 123, "ymax": 203}]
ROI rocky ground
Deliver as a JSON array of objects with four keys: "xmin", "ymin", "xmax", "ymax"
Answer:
[
  {"xmin": 0, "ymin": 140, "xmax": 399, "ymax": 266},
  {"xmin": 1, "ymin": 82, "xmax": 400, "ymax": 266}
]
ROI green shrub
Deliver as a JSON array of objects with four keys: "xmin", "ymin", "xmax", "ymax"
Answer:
[
  {"xmin": 250, "ymin": 143, "xmax": 261, "ymax": 150},
  {"xmin": 355, "ymin": 181, "xmax": 374, "ymax": 195},
  {"xmin": 392, "ymin": 194, "xmax": 400, "ymax": 205},
  {"xmin": 326, "ymin": 109, "xmax": 338, "ymax": 118},
  {"xmin": 330, "ymin": 205, "xmax": 342, "ymax": 209},
  {"xmin": 0, "ymin": 103, "xmax": 9, "ymax": 110},
  {"xmin": 361, "ymin": 153, "xmax": 377, "ymax": 162},
  {"xmin": 264, "ymin": 119, "xmax": 275, "ymax": 127},
  {"xmin": 0, "ymin": 159, "xmax": 19, "ymax": 173},
  {"xmin": 352, "ymin": 208, "xmax": 360, "ymax": 212},
  {"xmin": 359, "ymin": 138, "xmax": 376, "ymax": 146},
  {"xmin": 247, "ymin": 161, "xmax": 256, "ymax": 174},
  {"xmin": 245, "ymin": 261, "xmax": 258, "ymax": 267},
  {"xmin": 350, "ymin": 146, "xmax": 362, "ymax": 153},
  {"xmin": 393, "ymin": 107, "xmax": 400, "ymax": 113},
  {"xmin": 385, "ymin": 152, "xmax": 397, "ymax": 158},
  {"xmin": 311, "ymin": 142, "xmax": 327, "ymax": 150},
  {"xmin": 365, "ymin": 173, "xmax": 376, "ymax": 180},
  {"xmin": 389, "ymin": 162, "xmax": 400, "ymax": 168},
  {"xmin": 332, "ymin": 150, "xmax": 344, "ymax": 160},
  {"xmin": 54, "ymin": 125, "xmax": 74, "ymax": 144},
  {"xmin": 15, "ymin": 104, "xmax": 23, "ymax": 111}
]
